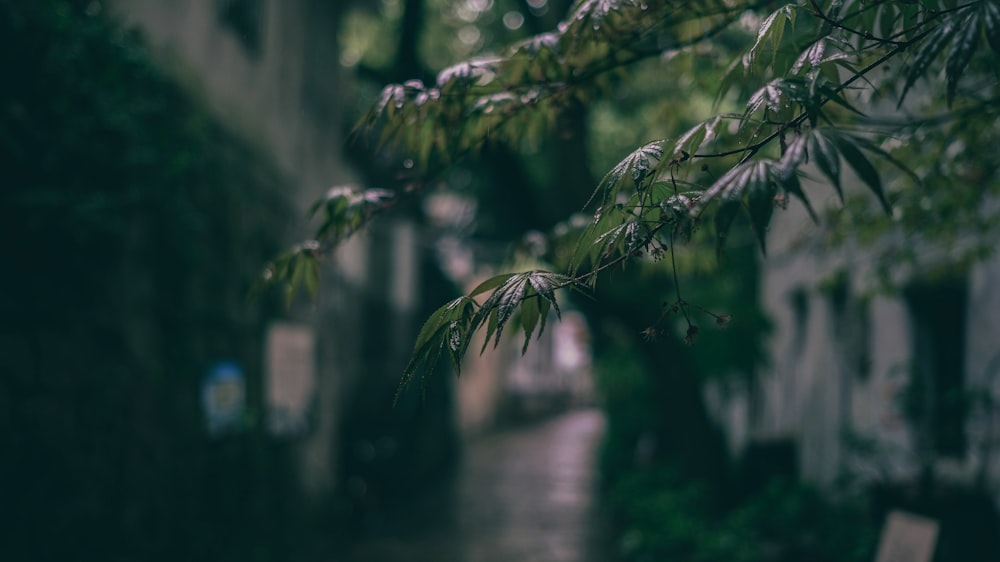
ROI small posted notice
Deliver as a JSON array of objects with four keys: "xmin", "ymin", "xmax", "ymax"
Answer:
[
  {"xmin": 202, "ymin": 361, "xmax": 246, "ymax": 437},
  {"xmin": 265, "ymin": 322, "xmax": 316, "ymax": 437},
  {"xmin": 875, "ymin": 510, "xmax": 939, "ymax": 562}
]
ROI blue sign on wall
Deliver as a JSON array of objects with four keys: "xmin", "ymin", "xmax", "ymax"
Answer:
[{"xmin": 201, "ymin": 361, "xmax": 246, "ymax": 437}]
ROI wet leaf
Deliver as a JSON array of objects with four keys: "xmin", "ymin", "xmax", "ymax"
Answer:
[
  {"xmin": 746, "ymin": 179, "xmax": 776, "ymax": 254},
  {"xmin": 672, "ymin": 119, "xmax": 713, "ymax": 161},
  {"xmin": 778, "ymin": 132, "xmax": 808, "ymax": 172},
  {"xmin": 436, "ymin": 57, "xmax": 501, "ymax": 91},
  {"xmin": 945, "ymin": 12, "xmax": 980, "ymax": 106},
  {"xmin": 832, "ymin": 133, "xmax": 891, "ymax": 214},
  {"xmin": 791, "ymin": 39, "xmax": 826, "ymax": 75},
  {"xmin": 470, "ymin": 273, "xmax": 519, "ymax": 297},
  {"xmin": 984, "ymin": 1, "xmax": 1000, "ymax": 55},
  {"xmin": 878, "ymin": 4, "xmax": 899, "ymax": 44},
  {"xmin": 397, "ymin": 296, "xmax": 478, "ymax": 402},
  {"xmin": 412, "ymin": 297, "xmax": 477, "ymax": 356},
  {"xmin": 746, "ymin": 4, "xmax": 796, "ymax": 70},
  {"xmin": 747, "ymin": 80, "xmax": 784, "ymax": 115},
  {"xmin": 519, "ymin": 296, "xmax": 541, "ymax": 355},
  {"xmin": 474, "ymin": 274, "xmax": 528, "ymax": 351},
  {"xmin": 813, "ymin": 80, "xmax": 865, "ymax": 117},
  {"xmin": 899, "ymin": 15, "xmax": 961, "ymax": 108},
  {"xmin": 311, "ymin": 186, "xmax": 394, "ymax": 243},
  {"xmin": 774, "ymin": 167, "xmax": 816, "ymax": 223},
  {"xmin": 692, "ymin": 161, "xmax": 754, "ymax": 217},
  {"xmin": 470, "ymin": 271, "xmax": 571, "ymax": 354},
  {"xmin": 582, "ymin": 141, "xmax": 665, "ymax": 221},
  {"xmin": 809, "ymin": 129, "xmax": 842, "ymax": 202},
  {"xmin": 714, "ymin": 198, "xmax": 741, "ymax": 258}
]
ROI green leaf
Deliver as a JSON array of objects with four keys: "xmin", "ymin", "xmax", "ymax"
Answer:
[
  {"xmin": 671, "ymin": 118, "xmax": 719, "ymax": 161},
  {"xmin": 527, "ymin": 273, "xmax": 565, "ymax": 321},
  {"xmin": 624, "ymin": 220, "xmax": 648, "ymax": 254},
  {"xmin": 878, "ymin": 4, "xmax": 899, "ymax": 42},
  {"xmin": 569, "ymin": 215, "xmax": 608, "ymax": 276},
  {"xmin": 446, "ymin": 321, "xmax": 466, "ymax": 371},
  {"xmin": 525, "ymin": 272, "xmax": 568, "ymax": 351},
  {"xmin": 775, "ymin": 168, "xmax": 817, "ymax": 223},
  {"xmin": 594, "ymin": 221, "xmax": 630, "ymax": 261},
  {"xmin": 496, "ymin": 277, "xmax": 529, "ymax": 338},
  {"xmin": 412, "ymin": 297, "xmax": 476, "ymax": 358},
  {"xmin": 311, "ymin": 186, "xmax": 394, "ymax": 243},
  {"xmin": 303, "ymin": 253, "xmax": 320, "ymax": 298},
  {"xmin": 901, "ymin": 3, "xmax": 921, "ymax": 42},
  {"xmin": 747, "ymin": 179, "xmax": 776, "ymax": 254},
  {"xmin": 397, "ymin": 295, "xmax": 480, "ymax": 401},
  {"xmin": 520, "ymin": 295, "xmax": 541, "ymax": 355},
  {"xmin": 899, "ymin": 16, "xmax": 961, "ymax": 108},
  {"xmin": 474, "ymin": 273, "xmax": 529, "ymax": 351},
  {"xmin": 809, "ymin": 129, "xmax": 843, "ymax": 202},
  {"xmin": 848, "ymin": 135, "xmax": 920, "ymax": 185},
  {"xmin": 714, "ymin": 57, "xmax": 746, "ymax": 110},
  {"xmin": 261, "ymin": 242, "xmax": 323, "ymax": 308},
  {"xmin": 778, "ymin": 131, "xmax": 808, "ymax": 172},
  {"xmin": 747, "ymin": 80, "xmax": 784, "ymax": 115},
  {"xmin": 708, "ymin": 160, "xmax": 781, "ymax": 255},
  {"xmin": 481, "ymin": 305, "xmax": 501, "ymax": 354},
  {"xmin": 832, "ymin": 133, "xmax": 891, "ymax": 214},
  {"xmin": 584, "ymin": 141, "xmax": 666, "ymax": 209},
  {"xmin": 568, "ymin": 221, "xmax": 603, "ymax": 276},
  {"xmin": 470, "ymin": 273, "xmax": 519, "ymax": 297},
  {"xmin": 791, "ymin": 39, "xmax": 826, "ymax": 75},
  {"xmin": 570, "ymin": 204, "xmax": 631, "ymax": 275},
  {"xmin": 813, "ymin": 80, "xmax": 865, "ymax": 117},
  {"xmin": 714, "ymin": 199, "xmax": 741, "ymax": 258},
  {"xmin": 746, "ymin": 4, "xmax": 796, "ymax": 70},
  {"xmin": 945, "ymin": 12, "xmax": 980, "ymax": 107},
  {"xmin": 692, "ymin": 161, "xmax": 755, "ymax": 217},
  {"xmin": 469, "ymin": 271, "xmax": 569, "ymax": 354},
  {"xmin": 984, "ymin": 1, "xmax": 1000, "ymax": 55},
  {"xmin": 770, "ymin": 8, "xmax": 788, "ymax": 65},
  {"xmin": 285, "ymin": 253, "xmax": 304, "ymax": 307}
]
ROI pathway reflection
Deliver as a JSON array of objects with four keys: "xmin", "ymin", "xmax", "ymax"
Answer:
[{"xmin": 339, "ymin": 409, "xmax": 614, "ymax": 562}]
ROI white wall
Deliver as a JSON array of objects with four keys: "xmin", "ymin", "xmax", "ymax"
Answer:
[{"xmin": 708, "ymin": 170, "xmax": 1000, "ymax": 493}]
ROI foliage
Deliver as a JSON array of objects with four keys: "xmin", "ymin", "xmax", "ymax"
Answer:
[
  {"xmin": 594, "ymin": 345, "xmax": 876, "ymax": 562},
  {"xmin": 277, "ymin": 1, "xmax": 1000, "ymax": 555},
  {"xmin": 396, "ymin": 269, "xmax": 584, "ymax": 396},
  {"xmin": 278, "ymin": 0, "xmax": 1000, "ymax": 388},
  {"xmin": 608, "ymin": 466, "xmax": 878, "ymax": 562}
]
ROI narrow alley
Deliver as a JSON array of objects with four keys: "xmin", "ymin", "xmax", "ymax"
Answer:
[{"xmin": 338, "ymin": 409, "xmax": 616, "ymax": 562}]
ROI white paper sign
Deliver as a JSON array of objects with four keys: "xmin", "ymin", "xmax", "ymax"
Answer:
[
  {"xmin": 875, "ymin": 510, "xmax": 939, "ymax": 562},
  {"xmin": 265, "ymin": 323, "xmax": 316, "ymax": 436}
]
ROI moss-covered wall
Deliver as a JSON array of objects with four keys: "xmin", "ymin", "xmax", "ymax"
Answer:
[{"xmin": 0, "ymin": 2, "xmax": 310, "ymax": 560}]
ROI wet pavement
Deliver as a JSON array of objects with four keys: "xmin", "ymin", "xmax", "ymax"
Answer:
[{"xmin": 338, "ymin": 408, "xmax": 616, "ymax": 562}]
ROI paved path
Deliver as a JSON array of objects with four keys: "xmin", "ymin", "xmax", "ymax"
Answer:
[{"xmin": 340, "ymin": 409, "xmax": 615, "ymax": 562}]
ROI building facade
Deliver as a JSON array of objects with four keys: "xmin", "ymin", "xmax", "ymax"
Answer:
[{"xmin": 706, "ymin": 170, "xmax": 1000, "ymax": 503}]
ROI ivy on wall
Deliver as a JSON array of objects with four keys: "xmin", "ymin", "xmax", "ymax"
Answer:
[{"xmin": 0, "ymin": 2, "xmax": 308, "ymax": 561}]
